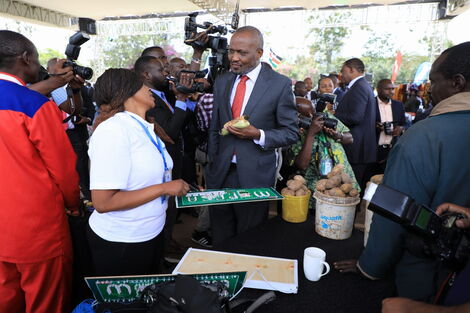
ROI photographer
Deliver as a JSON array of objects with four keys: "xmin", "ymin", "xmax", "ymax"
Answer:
[
  {"xmin": 335, "ymin": 42, "xmax": 470, "ymax": 301},
  {"xmin": 315, "ymin": 76, "xmax": 337, "ymax": 113},
  {"xmin": 381, "ymin": 203, "xmax": 470, "ymax": 313},
  {"xmin": 374, "ymin": 79, "xmax": 406, "ymax": 174},
  {"xmin": 289, "ymin": 97, "xmax": 357, "ymax": 208},
  {"xmin": 46, "ymin": 58, "xmax": 93, "ymax": 200}
]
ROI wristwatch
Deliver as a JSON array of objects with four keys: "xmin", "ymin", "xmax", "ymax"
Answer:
[{"xmin": 336, "ymin": 132, "xmax": 343, "ymax": 142}]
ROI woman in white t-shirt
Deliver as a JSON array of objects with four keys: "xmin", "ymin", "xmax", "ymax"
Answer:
[{"xmin": 86, "ymin": 68, "xmax": 189, "ymax": 276}]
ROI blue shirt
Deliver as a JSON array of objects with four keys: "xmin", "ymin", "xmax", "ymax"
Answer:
[{"xmin": 150, "ymin": 89, "xmax": 196, "ymax": 113}]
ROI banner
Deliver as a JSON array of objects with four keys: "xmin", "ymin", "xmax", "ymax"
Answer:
[
  {"xmin": 391, "ymin": 50, "xmax": 402, "ymax": 83},
  {"xmin": 268, "ymin": 48, "xmax": 283, "ymax": 69}
]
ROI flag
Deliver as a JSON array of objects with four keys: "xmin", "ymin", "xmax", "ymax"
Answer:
[
  {"xmin": 391, "ymin": 50, "xmax": 402, "ymax": 83},
  {"xmin": 268, "ymin": 48, "xmax": 283, "ymax": 69}
]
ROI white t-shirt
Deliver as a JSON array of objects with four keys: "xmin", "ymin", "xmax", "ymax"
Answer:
[{"xmin": 88, "ymin": 111, "xmax": 173, "ymax": 243}]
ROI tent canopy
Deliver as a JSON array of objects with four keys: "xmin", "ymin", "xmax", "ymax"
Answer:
[{"xmin": 2, "ymin": 0, "xmax": 441, "ymax": 27}]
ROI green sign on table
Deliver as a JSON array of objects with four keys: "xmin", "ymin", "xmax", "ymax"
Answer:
[
  {"xmin": 85, "ymin": 271, "xmax": 247, "ymax": 303},
  {"xmin": 176, "ymin": 187, "xmax": 284, "ymax": 208}
]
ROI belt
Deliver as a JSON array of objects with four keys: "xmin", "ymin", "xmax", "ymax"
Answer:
[{"xmin": 379, "ymin": 144, "xmax": 392, "ymax": 149}]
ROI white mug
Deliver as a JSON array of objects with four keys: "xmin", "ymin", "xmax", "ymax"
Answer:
[{"xmin": 303, "ymin": 247, "xmax": 330, "ymax": 281}]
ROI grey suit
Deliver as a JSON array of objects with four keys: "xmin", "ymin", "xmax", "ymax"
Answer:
[{"xmin": 206, "ymin": 63, "xmax": 298, "ymax": 243}]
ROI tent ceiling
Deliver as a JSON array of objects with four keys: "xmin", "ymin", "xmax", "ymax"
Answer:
[{"xmin": 2, "ymin": 0, "xmax": 440, "ymax": 26}]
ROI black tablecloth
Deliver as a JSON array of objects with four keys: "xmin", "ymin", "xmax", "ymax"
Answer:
[{"xmin": 214, "ymin": 215, "xmax": 395, "ymax": 313}]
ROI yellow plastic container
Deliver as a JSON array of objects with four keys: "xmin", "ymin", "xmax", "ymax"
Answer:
[{"xmin": 282, "ymin": 190, "xmax": 311, "ymax": 223}]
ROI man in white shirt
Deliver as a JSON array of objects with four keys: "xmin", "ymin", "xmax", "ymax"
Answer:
[{"xmin": 374, "ymin": 79, "xmax": 406, "ymax": 174}]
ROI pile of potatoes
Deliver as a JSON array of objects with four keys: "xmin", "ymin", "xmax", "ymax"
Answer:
[
  {"xmin": 281, "ymin": 175, "xmax": 310, "ymax": 197},
  {"xmin": 315, "ymin": 164, "xmax": 359, "ymax": 198}
]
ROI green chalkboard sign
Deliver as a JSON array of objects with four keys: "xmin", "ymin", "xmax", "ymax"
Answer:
[
  {"xmin": 176, "ymin": 187, "xmax": 283, "ymax": 208},
  {"xmin": 85, "ymin": 272, "xmax": 247, "ymax": 303}
]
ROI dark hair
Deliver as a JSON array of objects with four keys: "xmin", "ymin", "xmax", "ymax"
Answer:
[
  {"xmin": 134, "ymin": 55, "xmax": 159, "ymax": 76},
  {"xmin": 141, "ymin": 46, "xmax": 164, "ymax": 57},
  {"xmin": 0, "ymin": 30, "xmax": 35, "ymax": 69},
  {"xmin": 234, "ymin": 26, "xmax": 264, "ymax": 50},
  {"xmin": 377, "ymin": 78, "xmax": 392, "ymax": 89},
  {"xmin": 344, "ymin": 58, "xmax": 365, "ymax": 73},
  {"xmin": 93, "ymin": 68, "xmax": 143, "ymax": 126},
  {"xmin": 295, "ymin": 81, "xmax": 306, "ymax": 88},
  {"xmin": 436, "ymin": 41, "xmax": 470, "ymax": 82},
  {"xmin": 318, "ymin": 76, "xmax": 333, "ymax": 86}
]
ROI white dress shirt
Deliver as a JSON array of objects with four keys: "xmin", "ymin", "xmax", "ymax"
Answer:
[
  {"xmin": 229, "ymin": 62, "xmax": 265, "ymax": 162},
  {"xmin": 377, "ymin": 97, "xmax": 394, "ymax": 145}
]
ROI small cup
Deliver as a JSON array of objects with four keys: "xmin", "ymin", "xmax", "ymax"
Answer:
[{"xmin": 303, "ymin": 247, "xmax": 330, "ymax": 281}]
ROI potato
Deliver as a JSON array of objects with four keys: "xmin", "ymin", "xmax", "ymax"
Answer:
[
  {"xmin": 316, "ymin": 179, "xmax": 328, "ymax": 191},
  {"xmin": 329, "ymin": 187, "xmax": 346, "ymax": 197},
  {"xmin": 340, "ymin": 183, "xmax": 353, "ymax": 194},
  {"xmin": 282, "ymin": 188, "xmax": 295, "ymax": 196},
  {"xmin": 293, "ymin": 175, "xmax": 306, "ymax": 185},
  {"xmin": 349, "ymin": 189, "xmax": 359, "ymax": 197},
  {"xmin": 295, "ymin": 189, "xmax": 307, "ymax": 196},
  {"xmin": 327, "ymin": 171, "xmax": 336, "ymax": 179},
  {"xmin": 287, "ymin": 179, "xmax": 303, "ymax": 191},
  {"xmin": 330, "ymin": 164, "xmax": 345, "ymax": 176},
  {"xmin": 329, "ymin": 175, "xmax": 342, "ymax": 188},
  {"xmin": 325, "ymin": 179, "xmax": 336, "ymax": 189},
  {"xmin": 341, "ymin": 172, "xmax": 352, "ymax": 184},
  {"xmin": 301, "ymin": 184, "xmax": 309, "ymax": 191}
]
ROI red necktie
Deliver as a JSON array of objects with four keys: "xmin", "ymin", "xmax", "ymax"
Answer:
[{"xmin": 232, "ymin": 75, "xmax": 249, "ymax": 118}]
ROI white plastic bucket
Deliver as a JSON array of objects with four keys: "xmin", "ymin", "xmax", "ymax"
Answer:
[
  {"xmin": 313, "ymin": 191, "xmax": 360, "ymax": 240},
  {"xmin": 363, "ymin": 175, "xmax": 383, "ymax": 246}
]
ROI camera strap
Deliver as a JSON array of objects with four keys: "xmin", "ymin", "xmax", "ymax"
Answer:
[{"xmin": 126, "ymin": 112, "xmax": 170, "ymax": 204}]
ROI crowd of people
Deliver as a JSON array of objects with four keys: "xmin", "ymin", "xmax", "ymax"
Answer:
[{"xmin": 1, "ymin": 25, "xmax": 470, "ymax": 313}]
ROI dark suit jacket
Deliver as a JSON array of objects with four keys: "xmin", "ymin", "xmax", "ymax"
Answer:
[
  {"xmin": 147, "ymin": 93, "xmax": 187, "ymax": 179},
  {"xmin": 207, "ymin": 63, "xmax": 299, "ymax": 189},
  {"xmin": 335, "ymin": 77, "xmax": 377, "ymax": 164},
  {"xmin": 375, "ymin": 97, "xmax": 406, "ymax": 146},
  {"xmin": 333, "ymin": 87, "xmax": 346, "ymax": 103}
]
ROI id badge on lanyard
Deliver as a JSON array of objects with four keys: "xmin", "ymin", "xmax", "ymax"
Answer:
[{"xmin": 127, "ymin": 113, "xmax": 171, "ymax": 204}]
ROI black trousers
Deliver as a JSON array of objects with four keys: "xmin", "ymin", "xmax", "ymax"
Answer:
[
  {"xmin": 209, "ymin": 165, "xmax": 269, "ymax": 245},
  {"xmin": 86, "ymin": 225, "xmax": 164, "ymax": 277},
  {"xmin": 66, "ymin": 129, "xmax": 91, "ymax": 200}
]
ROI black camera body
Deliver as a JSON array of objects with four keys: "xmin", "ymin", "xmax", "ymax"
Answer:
[
  {"xmin": 167, "ymin": 69, "xmax": 207, "ymax": 94},
  {"xmin": 64, "ymin": 31, "xmax": 93, "ymax": 80},
  {"xmin": 366, "ymin": 183, "xmax": 470, "ymax": 269},
  {"xmin": 311, "ymin": 91, "xmax": 337, "ymax": 111},
  {"xmin": 298, "ymin": 113, "xmax": 338, "ymax": 130}
]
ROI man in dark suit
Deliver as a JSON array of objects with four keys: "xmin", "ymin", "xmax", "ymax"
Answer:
[
  {"xmin": 374, "ymin": 79, "xmax": 406, "ymax": 174},
  {"xmin": 334, "ymin": 58, "xmax": 377, "ymax": 192},
  {"xmin": 207, "ymin": 26, "xmax": 298, "ymax": 244}
]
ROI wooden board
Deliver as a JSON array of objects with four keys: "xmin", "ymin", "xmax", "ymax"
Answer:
[
  {"xmin": 176, "ymin": 187, "xmax": 283, "ymax": 208},
  {"xmin": 85, "ymin": 271, "xmax": 246, "ymax": 303},
  {"xmin": 173, "ymin": 248, "xmax": 298, "ymax": 294}
]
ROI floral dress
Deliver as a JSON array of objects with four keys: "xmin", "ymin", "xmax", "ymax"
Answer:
[{"xmin": 288, "ymin": 113, "xmax": 360, "ymax": 208}]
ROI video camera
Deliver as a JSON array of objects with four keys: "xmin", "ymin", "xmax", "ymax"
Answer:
[
  {"xmin": 184, "ymin": 11, "xmax": 238, "ymax": 82},
  {"xmin": 298, "ymin": 112, "xmax": 338, "ymax": 131},
  {"xmin": 311, "ymin": 91, "xmax": 337, "ymax": 111},
  {"xmin": 364, "ymin": 183, "xmax": 470, "ymax": 270},
  {"xmin": 64, "ymin": 18, "xmax": 95, "ymax": 80},
  {"xmin": 167, "ymin": 69, "xmax": 207, "ymax": 94}
]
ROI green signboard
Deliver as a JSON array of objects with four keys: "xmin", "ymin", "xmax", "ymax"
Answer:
[
  {"xmin": 85, "ymin": 272, "xmax": 247, "ymax": 303},
  {"xmin": 176, "ymin": 187, "xmax": 283, "ymax": 208}
]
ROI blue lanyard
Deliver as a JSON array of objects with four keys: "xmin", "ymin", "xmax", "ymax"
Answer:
[{"xmin": 126, "ymin": 113, "xmax": 170, "ymax": 203}]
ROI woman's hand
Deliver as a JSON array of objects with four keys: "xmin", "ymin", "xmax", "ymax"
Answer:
[
  {"xmin": 307, "ymin": 115, "xmax": 324, "ymax": 136},
  {"xmin": 323, "ymin": 127, "xmax": 340, "ymax": 139},
  {"xmin": 163, "ymin": 179, "xmax": 190, "ymax": 197}
]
